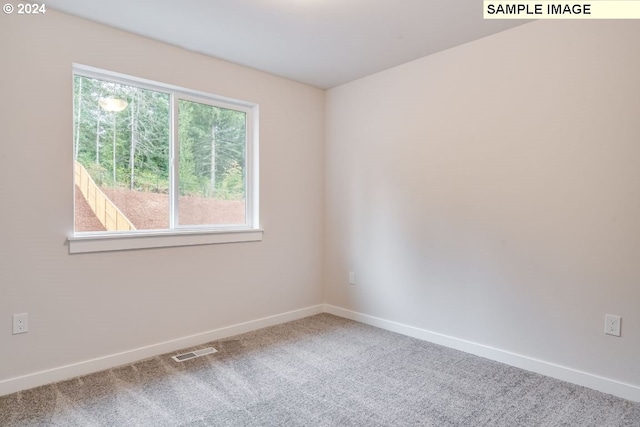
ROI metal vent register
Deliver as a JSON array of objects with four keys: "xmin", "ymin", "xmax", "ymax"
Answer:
[{"xmin": 171, "ymin": 347, "xmax": 218, "ymax": 362}]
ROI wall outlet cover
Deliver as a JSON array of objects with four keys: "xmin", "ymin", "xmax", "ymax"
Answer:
[
  {"xmin": 13, "ymin": 313, "xmax": 29, "ymax": 335},
  {"xmin": 605, "ymin": 314, "xmax": 621, "ymax": 337}
]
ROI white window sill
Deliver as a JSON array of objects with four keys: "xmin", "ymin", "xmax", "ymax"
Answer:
[{"xmin": 68, "ymin": 228, "xmax": 263, "ymax": 254}]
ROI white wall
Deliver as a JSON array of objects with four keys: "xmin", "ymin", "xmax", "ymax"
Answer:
[
  {"xmin": 325, "ymin": 20, "xmax": 640, "ymax": 389},
  {"xmin": 0, "ymin": 10, "xmax": 324, "ymax": 386}
]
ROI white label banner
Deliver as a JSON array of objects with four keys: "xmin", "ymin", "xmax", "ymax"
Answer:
[{"xmin": 484, "ymin": 1, "xmax": 640, "ymax": 19}]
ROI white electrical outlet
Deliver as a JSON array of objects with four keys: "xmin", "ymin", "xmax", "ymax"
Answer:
[
  {"xmin": 605, "ymin": 314, "xmax": 621, "ymax": 337},
  {"xmin": 13, "ymin": 313, "xmax": 28, "ymax": 335},
  {"xmin": 349, "ymin": 272, "xmax": 356, "ymax": 285}
]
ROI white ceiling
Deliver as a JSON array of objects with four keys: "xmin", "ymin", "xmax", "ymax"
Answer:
[{"xmin": 46, "ymin": 0, "xmax": 526, "ymax": 89}]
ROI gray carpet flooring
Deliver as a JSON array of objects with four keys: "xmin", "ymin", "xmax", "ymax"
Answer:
[{"xmin": 1, "ymin": 313, "xmax": 639, "ymax": 426}]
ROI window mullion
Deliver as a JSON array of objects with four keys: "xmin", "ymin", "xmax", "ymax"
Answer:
[{"xmin": 170, "ymin": 93, "xmax": 179, "ymax": 229}]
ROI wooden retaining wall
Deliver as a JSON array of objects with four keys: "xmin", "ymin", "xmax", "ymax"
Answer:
[{"xmin": 75, "ymin": 161, "xmax": 136, "ymax": 231}]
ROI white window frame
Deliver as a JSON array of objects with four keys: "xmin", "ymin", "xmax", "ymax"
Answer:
[{"xmin": 68, "ymin": 64, "xmax": 262, "ymax": 254}]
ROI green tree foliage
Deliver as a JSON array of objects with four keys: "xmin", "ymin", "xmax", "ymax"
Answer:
[
  {"xmin": 219, "ymin": 160, "xmax": 244, "ymax": 200},
  {"xmin": 73, "ymin": 76, "xmax": 246, "ymax": 200},
  {"xmin": 178, "ymin": 99, "xmax": 246, "ymax": 197}
]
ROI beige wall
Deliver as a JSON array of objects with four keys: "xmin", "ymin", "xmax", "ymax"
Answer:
[
  {"xmin": 0, "ymin": 10, "xmax": 324, "ymax": 381},
  {"xmin": 325, "ymin": 20, "xmax": 640, "ymax": 387}
]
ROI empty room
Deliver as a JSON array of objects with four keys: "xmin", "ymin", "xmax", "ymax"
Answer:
[{"xmin": 1, "ymin": 1, "xmax": 639, "ymax": 425}]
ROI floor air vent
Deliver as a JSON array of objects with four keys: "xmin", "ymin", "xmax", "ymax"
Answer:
[{"xmin": 172, "ymin": 347, "xmax": 218, "ymax": 362}]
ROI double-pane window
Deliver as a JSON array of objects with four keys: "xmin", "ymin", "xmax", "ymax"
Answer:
[{"xmin": 72, "ymin": 66, "xmax": 257, "ymax": 239}]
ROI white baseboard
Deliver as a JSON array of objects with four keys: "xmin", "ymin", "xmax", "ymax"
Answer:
[
  {"xmin": 4, "ymin": 303, "xmax": 639, "ymax": 403},
  {"xmin": 0, "ymin": 305, "xmax": 323, "ymax": 397},
  {"xmin": 323, "ymin": 304, "xmax": 640, "ymax": 403}
]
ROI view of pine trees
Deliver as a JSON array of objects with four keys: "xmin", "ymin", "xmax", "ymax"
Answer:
[{"xmin": 73, "ymin": 75, "xmax": 246, "ymax": 200}]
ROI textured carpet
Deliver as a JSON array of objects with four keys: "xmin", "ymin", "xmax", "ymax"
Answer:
[{"xmin": 1, "ymin": 314, "xmax": 639, "ymax": 426}]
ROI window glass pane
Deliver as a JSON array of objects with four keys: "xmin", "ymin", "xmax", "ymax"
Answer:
[
  {"xmin": 177, "ymin": 99, "xmax": 246, "ymax": 226},
  {"xmin": 73, "ymin": 75, "xmax": 170, "ymax": 232}
]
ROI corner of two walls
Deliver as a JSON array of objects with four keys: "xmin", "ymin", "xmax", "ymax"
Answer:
[{"xmin": 324, "ymin": 19, "xmax": 640, "ymax": 394}]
